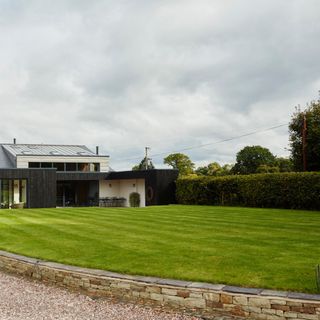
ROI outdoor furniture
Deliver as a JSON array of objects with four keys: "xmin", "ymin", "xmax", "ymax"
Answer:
[{"xmin": 99, "ymin": 197, "xmax": 126, "ymax": 207}]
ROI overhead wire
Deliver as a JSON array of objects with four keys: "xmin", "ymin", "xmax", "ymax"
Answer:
[{"xmin": 115, "ymin": 123, "xmax": 288, "ymax": 162}]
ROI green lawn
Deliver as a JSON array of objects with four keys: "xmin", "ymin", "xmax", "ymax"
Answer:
[{"xmin": 0, "ymin": 205, "xmax": 319, "ymax": 293}]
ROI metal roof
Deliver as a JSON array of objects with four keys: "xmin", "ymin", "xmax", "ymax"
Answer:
[
  {"xmin": 1, "ymin": 144, "xmax": 107, "ymax": 157},
  {"xmin": 0, "ymin": 146, "xmax": 14, "ymax": 168}
]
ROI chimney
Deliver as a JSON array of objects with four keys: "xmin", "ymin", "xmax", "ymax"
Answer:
[
  {"xmin": 96, "ymin": 146, "xmax": 99, "ymax": 155},
  {"xmin": 13, "ymin": 138, "xmax": 16, "ymax": 144}
]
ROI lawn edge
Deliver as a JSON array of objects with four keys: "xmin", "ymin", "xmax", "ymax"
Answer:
[{"xmin": 0, "ymin": 249, "xmax": 319, "ymax": 320}]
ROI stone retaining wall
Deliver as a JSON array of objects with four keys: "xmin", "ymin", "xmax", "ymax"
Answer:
[{"xmin": 0, "ymin": 250, "xmax": 319, "ymax": 320}]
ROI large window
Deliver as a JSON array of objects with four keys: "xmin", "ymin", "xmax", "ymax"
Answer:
[
  {"xmin": 28, "ymin": 162, "xmax": 100, "ymax": 172},
  {"xmin": 0, "ymin": 179, "xmax": 27, "ymax": 209}
]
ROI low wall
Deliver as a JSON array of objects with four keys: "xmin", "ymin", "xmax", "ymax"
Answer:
[{"xmin": 0, "ymin": 250, "xmax": 319, "ymax": 320}]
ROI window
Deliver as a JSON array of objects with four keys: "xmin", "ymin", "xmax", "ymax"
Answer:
[
  {"xmin": 78, "ymin": 163, "xmax": 89, "ymax": 172},
  {"xmin": 66, "ymin": 163, "xmax": 77, "ymax": 171},
  {"xmin": 0, "ymin": 179, "xmax": 27, "ymax": 209},
  {"xmin": 29, "ymin": 162, "xmax": 40, "ymax": 168},
  {"xmin": 53, "ymin": 163, "xmax": 65, "ymax": 171},
  {"xmin": 92, "ymin": 163, "xmax": 100, "ymax": 172},
  {"xmin": 29, "ymin": 162, "xmax": 101, "ymax": 172},
  {"xmin": 41, "ymin": 162, "xmax": 53, "ymax": 168}
]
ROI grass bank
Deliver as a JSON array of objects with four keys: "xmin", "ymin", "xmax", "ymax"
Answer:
[{"xmin": 0, "ymin": 205, "xmax": 319, "ymax": 293}]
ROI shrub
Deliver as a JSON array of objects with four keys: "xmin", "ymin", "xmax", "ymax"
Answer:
[
  {"xmin": 129, "ymin": 192, "xmax": 141, "ymax": 207},
  {"xmin": 176, "ymin": 172, "xmax": 320, "ymax": 210}
]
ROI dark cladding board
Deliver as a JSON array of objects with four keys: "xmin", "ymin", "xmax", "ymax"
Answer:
[{"xmin": 0, "ymin": 169, "xmax": 56, "ymax": 208}]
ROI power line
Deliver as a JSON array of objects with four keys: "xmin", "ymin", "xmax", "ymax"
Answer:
[{"xmin": 116, "ymin": 123, "xmax": 288, "ymax": 162}]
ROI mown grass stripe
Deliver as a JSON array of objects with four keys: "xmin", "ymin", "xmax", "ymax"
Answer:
[{"xmin": 0, "ymin": 205, "xmax": 319, "ymax": 293}]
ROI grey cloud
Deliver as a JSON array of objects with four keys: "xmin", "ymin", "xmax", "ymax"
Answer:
[{"xmin": 0, "ymin": 0, "xmax": 319, "ymax": 170}]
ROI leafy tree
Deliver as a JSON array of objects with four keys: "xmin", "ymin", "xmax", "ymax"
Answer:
[
  {"xmin": 132, "ymin": 157, "xmax": 155, "ymax": 171},
  {"xmin": 196, "ymin": 162, "xmax": 232, "ymax": 176},
  {"xmin": 289, "ymin": 100, "xmax": 320, "ymax": 171},
  {"xmin": 232, "ymin": 145, "xmax": 276, "ymax": 175},
  {"xmin": 256, "ymin": 164, "xmax": 279, "ymax": 173},
  {"xmin": 275, "ymin": 157, "xmax": 293, "ymax": 172},
  {"xmin": 164, "ymin": 153, "xmax": 194, "ymax": 175}
]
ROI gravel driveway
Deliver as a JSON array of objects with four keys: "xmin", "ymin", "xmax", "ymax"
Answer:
[{"xmin": 0, "ymin": 272, "xmax": 213, "ymax": 320}]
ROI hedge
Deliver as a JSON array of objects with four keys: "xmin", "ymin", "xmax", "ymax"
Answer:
[{"xmin": 176, "ymin": 172, "xmax": 320, "ymax": 210}]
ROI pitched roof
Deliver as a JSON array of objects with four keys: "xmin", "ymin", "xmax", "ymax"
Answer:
[
  {"xmin": 0, "ymin": 146, "xmax": 15, "ymax": 168},
  {"xmin": 1, "ymin": 144, "xmax": 106, "ymax": 157}
]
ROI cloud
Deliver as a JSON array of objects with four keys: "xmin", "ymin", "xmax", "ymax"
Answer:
[{"xmin": 0, "ymin": 0, "xmax": 319, "ymax": 170}]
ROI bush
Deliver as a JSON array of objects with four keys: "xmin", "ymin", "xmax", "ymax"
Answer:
[
  {"xmin": 176, "ymin": 172, "xmax": 320, "ymax": 210},
  {"xmin": 129, "ymin": 192, "xmax": 141, "ymax": 207}
]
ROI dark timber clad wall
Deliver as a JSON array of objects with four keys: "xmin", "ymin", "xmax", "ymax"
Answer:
[
  {"xmin": 0, "ymin": 169, "xmax": 56, "ymax": 208},
  {"xmin": 108, "ymin": 170, "xmax": 179, "ymax": 206},
  {"xmin": 0, "ymin": 169, "xmax": 178, "ymax": 208}
]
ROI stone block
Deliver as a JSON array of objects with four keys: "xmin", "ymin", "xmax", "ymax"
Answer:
[
  {"xmin": 283, "ymin": 311, "xmax": 298, "ymax": 318},
  {"xmin": 249, "ymin": 297, "xmax": 271, "ymax": 308},
  {"xmin": 161, "ymin": 288, "xmax": 177, "ymax": 296},
  {"xmin": 291, "ymin": 306, "xmax": 315, "ymax": 314},
  {"xmin": 275, "ymin": 310, "xmax": 284, "ymax": 316},
  {"xmin": 243, "ymin": 306, "xmax": 262, "ymax": 313},
  {"xmin": 189, "ymin": 292, "xmax": 203, "ymax": 299},
  {"xmin": 230, "ymin": 305, "xmax": 246, "ymax": 317},
  {"xmin": 261, "ymin": 308, "xmax": 276, "ymax": 315},
  {"xmin": 188, "ymin": 282, "xmax": 225, "ymax": 291},
  {"xmin": 233, "ymin": 295, "xmax": 248, "ymax": 305},
  {"xmin": 130, "ymin": 284, "xmax": 146, "ymax": 292},
  {"xmin": 203, "ymin": 292, "xmax": 220, "ymax": 302},
  {"xmin": 249, "ymin": 312, "xmax": 267, "ymax": 320},
  {"xmin": 206, "ymin": 300, "xmax": 223, "ymax": 309},
  {"xmin": 163, "ymin": 294, "xmax": 184, "ymax": 306},
  {"xmin": 260, "ymin": 290, "xmax": 288, "ymax": 298},
  {"xmin": 150, "ymin": 293, "xmax": 163, "ymax": 302},
  {"xmin": 111, "ymin": 282, "xmax": 130, "ymax": 289},
  {"xmin": 177, "ymin": 290, "xmax": 190, "ymax": 298},
  {"xmin": 287, "ymin": 293, "xmax": 320, "ymax": 301},
  {"xmin": 224, "ymin": 285, "xmax": 262, "ymax": 295},
  {"xmin": 297, "ymin": 314, "xmax": 319, "ymax": 320},
  {"xmin": 271, "ymin": 304, "xmax": 290, "ymax": 311},
  {"xmin": 146, "ymin": 286, "xmax": 161, "ymax": 293},
  {"xmin": 303, "ymin": 303, "xmax": 320, "ymax": 308},
  {"xmin": 183, "ymin": 298, "xmax": 206, "ymax": 309},
  {"xmin": 221, "ymin": 293, "xmax": 233, "ymax": 304}
]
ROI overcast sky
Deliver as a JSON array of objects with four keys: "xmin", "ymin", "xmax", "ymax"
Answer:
[{"xmin": 0, "ymin": 0, "xmax": 319, "ymax": 170}]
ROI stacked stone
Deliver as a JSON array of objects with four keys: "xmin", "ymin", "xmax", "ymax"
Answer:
[{"xmin": 0, "ymin": 250, "xmax": 319, "ymax": 320}]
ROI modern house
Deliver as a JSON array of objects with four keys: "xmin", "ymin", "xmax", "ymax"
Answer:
[{"xmin": 0, "ymin": 141, "xmax": 178, "ymax": 209}]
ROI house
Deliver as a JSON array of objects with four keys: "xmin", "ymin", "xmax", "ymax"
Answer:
[{"xmin": 0, "ymin": 141, "xmax": 178, "ymax": 209}]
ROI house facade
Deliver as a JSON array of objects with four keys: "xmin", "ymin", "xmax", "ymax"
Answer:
[{"xmin": 0, "ymin": 142, "xmax": 178, "ymax": 209}]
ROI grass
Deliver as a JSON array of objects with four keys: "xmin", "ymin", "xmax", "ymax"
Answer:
[{"xmin": 0, "ymin": 205, "xmax": 319, "ymax": 293}]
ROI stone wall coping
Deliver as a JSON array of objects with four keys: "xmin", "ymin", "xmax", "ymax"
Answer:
[{"xmin": 0, "ymin": 249, "xmax": 319, "ymax": 302}]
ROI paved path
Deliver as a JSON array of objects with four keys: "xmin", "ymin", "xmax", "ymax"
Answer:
[{"xmin": 0, "ymin": 272, "xmax": 236, "ymax": 320}]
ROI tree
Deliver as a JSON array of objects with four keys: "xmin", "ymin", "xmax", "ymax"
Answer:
[
  {"xmin": 163, "ymin": 153, "xmax": 194, "ymax": 175},
  {"xmin": 232, "ymin": 145, "xmax": 276, "ymax": 175},
  {"xmin": 196, "ymin": 162, "xmax": 232, "ymax": 176},
  {"xmin": 132, "ymin": 157, "xmax": 155, "ymax": 171},
  {"xmin": 275, "ymin": 157, "xmax": 293, "ymax": 172},
  {"xmin": 289, "ymin": 99, "xmax": 320, "ymax": 171}
]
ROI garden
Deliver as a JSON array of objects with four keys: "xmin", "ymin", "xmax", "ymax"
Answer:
[{"xmin": 0, "ymin": 205, "xmax": 319, "ymax": 293}]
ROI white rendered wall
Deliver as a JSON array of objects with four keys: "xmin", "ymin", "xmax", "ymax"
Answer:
[
  {"xmin": 16, "ymin": 156, "xmax": 109, "ymax": 172},
  {"xmin": 99, "ymin": 179, "xmax": 146, "ymax": 207}
]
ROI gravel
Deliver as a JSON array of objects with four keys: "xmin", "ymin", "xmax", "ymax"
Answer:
[{"xmin": 0, "ymin": 272, "xmax": 236, "ymax": 320}]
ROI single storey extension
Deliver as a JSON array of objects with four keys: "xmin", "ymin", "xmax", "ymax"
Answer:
[{"xmin": 0, "ymin": 142, "xmax": 178, "ymax": 209}]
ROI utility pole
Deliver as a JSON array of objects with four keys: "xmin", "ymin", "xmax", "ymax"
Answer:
[
  {"xmin": 145, "ymin": 147, "xmax": 150, "ymax": 170},
  {"xmin": 302, "ymin": 115, "xmax": 307, "ymax": 171}
]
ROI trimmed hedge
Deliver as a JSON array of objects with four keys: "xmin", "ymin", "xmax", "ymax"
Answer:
[{"xmin": 176, "ymin": 172, "xmax": 320, "ymax": 210}]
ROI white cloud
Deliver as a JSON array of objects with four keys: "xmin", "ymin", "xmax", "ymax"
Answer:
[{"xmin": 0, "ymin": 0, "xmax": 319, "ymax": 170}]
